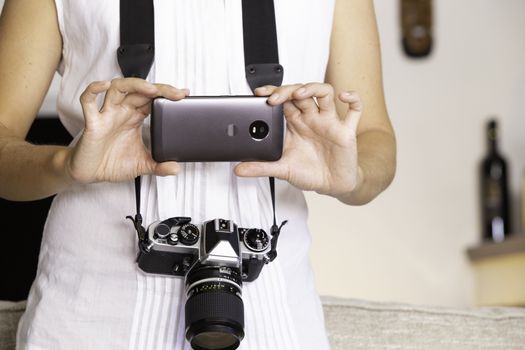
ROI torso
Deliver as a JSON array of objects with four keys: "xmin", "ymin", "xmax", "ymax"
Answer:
[{"xmin": 17, "ymin": 1, "xmax": 335, "ymax": 349}]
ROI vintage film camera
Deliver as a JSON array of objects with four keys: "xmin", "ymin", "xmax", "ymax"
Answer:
[{"xmin": 136, "ymin": 216, "xmax": 278, "ymax": 350}]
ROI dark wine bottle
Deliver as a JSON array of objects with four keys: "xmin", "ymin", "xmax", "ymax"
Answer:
[{"xmin": 480, "ymin": 119, "xmax": 511, "ymax": 242}]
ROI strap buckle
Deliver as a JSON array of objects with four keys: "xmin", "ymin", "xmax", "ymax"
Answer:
[
  {"xmin": 267, "ymin": 220, "xmax": 287, "ymax": 262},
  {"xmin": 117, "ymin": 44, "xmax": 154, "ymax": 79},
  {"xmin": 245, "ymin": 63, "xmax": 284, "ymax": 91},
  {"xmin": 126, "ymin": 213, "xmax": 147, "ymax": 243}
]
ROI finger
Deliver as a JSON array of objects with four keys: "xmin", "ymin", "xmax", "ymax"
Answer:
[
  {"xmin": 291, "ymin": 96, "xmax": 319, "ymax": 115},
  {"xmin": 79, "ymin": 80, "xmax": 111, "ymax": 117},
  {"xmin": 257, "ymin": 85, "xmax": 303, "ymax": 128},
  {"xmin": 234, "ymin": 160, "xmax": 289, "ymax": 181},
  {"xmin": 293, "ymin": 83, "xmax": 336, "ymax": 113},
  {"xmin": 102, "ymin": 78, "xmax": 158, "ymax": 109},
  {"xmin": 283, "ymin": 114, "xmax": 304, "ymax": 136},
  {"xmin": 266, "ymin": 84, "xmax": 304, "ymax": 106},
  {"xmin": 120, "ymin": 93, "xmax": 153, "ymax": 111},
  {"xmin": 339, "ymin": 91, "xmax": 363, "ymax": 132},
  {"xmin": 152, "ymin": 161, "xmax": 181, "ymax": 177},
  {"xmin": 280, "ymin": 102, "xmax": 307, "ymax": 136},
  {"xmin": 254, "ymin": 85, "xmax": 277, "ymax": 96},
  {"xmin": 283, "ymin": 100, "xmax": 301, "ymax": 118},
  {"xmin": 122, "ymin": 87, "xmax": 189, "ymax": 110},
  {"xmin": 153, "ymin": 84, "xmax": 190, "ymax": 100}
]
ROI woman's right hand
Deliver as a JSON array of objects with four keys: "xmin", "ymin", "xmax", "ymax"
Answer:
[{"xmin": 66, "ymin": 78, "xmax": 189, "ymax": 184}]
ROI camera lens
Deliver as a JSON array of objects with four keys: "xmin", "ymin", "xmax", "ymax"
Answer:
[
  {"xmin": 191, "ymin": 331, "xmax": 238, "ymax": 350},
  {"xmin": 185, "ymin": 265, "xmax": 244, "ymax": 350},
  {"xmin": 249, "ymin": 120, "xmax": 269, "ymax": 141}
]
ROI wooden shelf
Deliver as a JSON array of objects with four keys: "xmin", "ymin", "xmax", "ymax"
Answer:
[
  {"xmin": 467, "ymin": 234, "xmax": 525, "ymax": 307},
  {"xmin": 467, "ymin": 234, "xmax": 525, "ymax": 260}
]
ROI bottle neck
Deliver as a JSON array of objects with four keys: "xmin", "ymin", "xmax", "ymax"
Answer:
[
  {"xmin": 487, "ymin": 123, "xmax": 499, "ymax": 155},
  {"xmin": 488, "ymin": 138, "xmax": 498, "ymax": 154}
]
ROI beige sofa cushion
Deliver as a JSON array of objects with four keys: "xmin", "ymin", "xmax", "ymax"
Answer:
[
  {"xmin": 2, "ymin": 298, "xmax": 525, "ymax": 349},
  {"xmin": 322, "ymin": 296, "xmax": 525, "ymax": 350},
  {"xmin": 0, "ymin": 301, "xmax": 24, "ymax": 350}
]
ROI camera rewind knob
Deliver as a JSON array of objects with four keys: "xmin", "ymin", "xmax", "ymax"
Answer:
[{"xmin": 154, "ymin": 223, "xmax": 171, "ymax": 239}]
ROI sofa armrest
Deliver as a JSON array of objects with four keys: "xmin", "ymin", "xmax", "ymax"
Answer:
[{"xmin": 0, "ymin": 301, "xmax": 26, "ymax": 350}]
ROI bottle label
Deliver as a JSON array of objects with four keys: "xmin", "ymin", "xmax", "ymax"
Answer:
[{"xmin": 484, "ymin": 178, "xmax": 502, "ymax": 210}]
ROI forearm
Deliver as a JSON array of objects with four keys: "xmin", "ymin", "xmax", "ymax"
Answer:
[
  {"xmin": 0, "ymin": 132, "xmax": 73, "ymax": 201},
  {"xmin": 336, "ymin": 129, "xmax": 396, "ymax": 206}
]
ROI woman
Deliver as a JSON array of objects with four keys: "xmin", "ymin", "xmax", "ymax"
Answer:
[{"xmin": 0, "ymin": 0, "xmax": 395, "ymax": 349}]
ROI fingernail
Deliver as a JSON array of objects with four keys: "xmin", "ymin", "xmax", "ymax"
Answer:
[
  {"xmin": 296, "ymin": 87, "xmax": 306, "ymax": 95},
  {"xmin": 342, "ymin": 92, "xmax": 351, "ymax": 98},
  {"xmin": 235, "ymin": 166, "xmax": 247, "ymax": 176},
  {"xmin": 269, "ymin": 94, "xmax": 281, "ymax": 103}
]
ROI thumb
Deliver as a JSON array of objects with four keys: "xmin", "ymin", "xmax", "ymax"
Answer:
[
  {"xmin": 234, "ymin": 161, "xmax": 289, "ymax": 180},
  {"xmin": 152, "ymin": 161, "xmax": 181, "ymax": 177}
]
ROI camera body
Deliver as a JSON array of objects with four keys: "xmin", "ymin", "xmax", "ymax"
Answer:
[
  {"xmin": 131, "ymin": 209, "xmax": 285, "ymax": 349},
  {"xmin": 137, "ymin": 217, "xmax": 271, "ymax": 282},
  {"xmin": 137, "ymin": 217, "xmax": 274, "ymax": 348}
]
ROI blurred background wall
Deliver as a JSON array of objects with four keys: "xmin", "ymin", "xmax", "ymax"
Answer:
[
  {"xmin": 308, "ymin": 0, "xmax": 525, "ymax": 307},
  {"xmin": 1, "ymin": 0, "xmax": 524, "ymax": 306}
]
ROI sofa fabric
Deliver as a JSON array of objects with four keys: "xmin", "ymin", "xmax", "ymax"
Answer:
[
  {"xmin": 0, "ymin": 301, "xmax": 23, "ymax": 350},
  {"xmin": 322, "ymin": 297, "xmax": 525, "ymax": 350},
  {"xmin": 2, "ymin": 298, "xmax": 525, "ymax": 349}
]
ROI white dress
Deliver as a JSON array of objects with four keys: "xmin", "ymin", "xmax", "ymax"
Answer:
[{"xmin": 16, "ymin": 0, "xmax": 335, "ymax": 349}]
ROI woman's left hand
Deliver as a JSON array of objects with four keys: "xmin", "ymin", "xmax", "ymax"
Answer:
[{"xmin": 234, "ymin": 83, "xmax": 363, "ymax": 199}]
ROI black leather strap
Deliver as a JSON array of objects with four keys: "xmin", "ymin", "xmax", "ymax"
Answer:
[
  {"xmin": 117, "ymin": 0, "xmax": 155, "ymax": 79},
  {"xmin": 267, "ymin": 177, "xmax": 287, "ymax": 262},
  {"xmin": 242, "ymin": 0, "xmax": 286, "ymax": 261},
  {"xmin": 118, "ymin": 0, "xmax": 155, "ymax": 238},
  {"xmin": 242, "ymin": 0, "xmax": 283, "ymax": 91}
]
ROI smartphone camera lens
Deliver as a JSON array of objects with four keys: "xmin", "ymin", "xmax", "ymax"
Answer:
[{"xmin": 249, "ymin": 120, "xmax": 269, "ymax": 141}]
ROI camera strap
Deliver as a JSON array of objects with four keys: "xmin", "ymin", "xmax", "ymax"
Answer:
[{"xmin": 119, "ymin": 0, "xmax": 286, "ymax": 261}]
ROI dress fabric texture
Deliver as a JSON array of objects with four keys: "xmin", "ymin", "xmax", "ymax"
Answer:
[{"xmin": 16, "ymin": 0, "xmax": 335, "ymax": 349}]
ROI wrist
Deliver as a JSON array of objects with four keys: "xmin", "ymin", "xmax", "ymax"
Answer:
[
  {"xmin": 333, "ymin": 165, "xmax": 366, "ymax": 205},
  {"xmin": 51, "ymin": 146, "xmax": 76, "ymax": 189}
]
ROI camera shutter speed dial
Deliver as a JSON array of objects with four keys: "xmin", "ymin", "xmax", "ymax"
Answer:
[
  {"xmin": 243, "ymin": 229, "xmax": 270, "ymax": 252},
  {"xmin": 178, "ymin": 224, "xmax": 200, "ymax": 245}
]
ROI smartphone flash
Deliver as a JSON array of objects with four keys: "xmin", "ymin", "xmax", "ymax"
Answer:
[{"xmin": 227, "ymin": 124, "xmax": 237, "ymax": 137}]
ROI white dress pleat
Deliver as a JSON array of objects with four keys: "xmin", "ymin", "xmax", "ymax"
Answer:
[{"xmin": 16, "ymin": 0, "xmax": 335, "ymax": 349}]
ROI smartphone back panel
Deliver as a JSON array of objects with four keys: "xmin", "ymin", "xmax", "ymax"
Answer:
[{"xmin": 151, "ymin": 96, "xmax": 284, "ymax": 162}]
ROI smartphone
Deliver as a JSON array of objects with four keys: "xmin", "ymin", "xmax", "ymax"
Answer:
[{"xmin": 151, "ymin": 96, "xmax": 284, "ymax": 162}]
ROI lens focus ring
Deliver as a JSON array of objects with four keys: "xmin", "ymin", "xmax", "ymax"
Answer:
[{"xmin": 185, "ymin": 290, "xmax": 244, "ymax": 328}]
